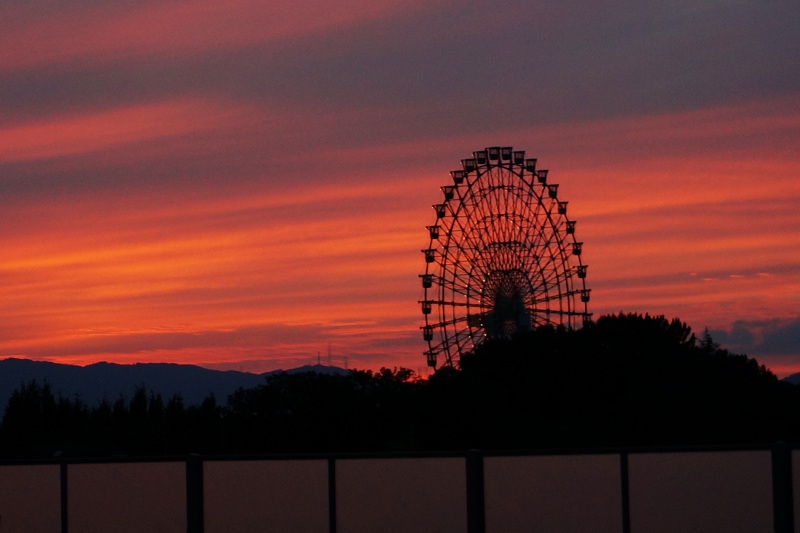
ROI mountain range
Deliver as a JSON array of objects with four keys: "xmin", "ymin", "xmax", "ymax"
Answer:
[{"xmin": 0, "ymin": 358, "xmax": 347, "ymax": 415}]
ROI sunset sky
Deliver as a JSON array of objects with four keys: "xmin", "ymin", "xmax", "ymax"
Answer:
[{"xmin": 1, "ymin": 0, "xmax": 798, "ymax": 376}]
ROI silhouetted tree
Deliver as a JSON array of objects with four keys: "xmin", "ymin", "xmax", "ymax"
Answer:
[{"xmin": 225, "ymin": 368, "xmax": 421, "ymax": 453}]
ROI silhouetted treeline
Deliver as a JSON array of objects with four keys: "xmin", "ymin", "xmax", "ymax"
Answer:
[
  {"xmin": 0, "ymin": 381, "xmax": 222, "ymax": 457},
  {"xmin": 2, "ymin": 313, "xmax": 799, "ymax": 457}
]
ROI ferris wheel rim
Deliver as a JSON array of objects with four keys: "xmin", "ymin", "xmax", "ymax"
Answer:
[{"xmin": 420, "ymin": 146, "xmax": 590, "ymax": 368}]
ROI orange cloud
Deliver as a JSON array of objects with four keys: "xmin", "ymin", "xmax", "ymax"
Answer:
[
  {"xmin": 0, "ymin": 99, "xmax": 245, "ymax": 162},
  {"xmin": 1, "ymin": 97, "xmax": 798, "ymax": 374},
  {"xmin": 0, "ymin": 170, "xmax": 429, "ymax": 368}
]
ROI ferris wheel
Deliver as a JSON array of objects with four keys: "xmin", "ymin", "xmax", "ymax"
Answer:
[{"xmin": 419, "ymin": 146, "xmax": 591, "ymax": 368}]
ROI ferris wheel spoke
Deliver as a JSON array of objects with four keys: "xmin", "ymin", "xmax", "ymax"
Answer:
[
  {"xmin": 433, "ymin": 299, "xmax": 489, "ymax": 309},
  {"xmin": 530, "ymin": 287, "xmax": 580, "ymax": 304},
  {"xmin": 425, "ymin": 315, "xmax": 474, "ymax": 330}
]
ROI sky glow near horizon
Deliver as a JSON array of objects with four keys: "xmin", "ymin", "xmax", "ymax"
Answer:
[{"xmin": 1, "ymin": 0, "xmax": 798, "ymax": 376}]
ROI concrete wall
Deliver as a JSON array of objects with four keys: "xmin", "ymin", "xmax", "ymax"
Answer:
[{"xmin": 0, "ymin": 448, "xmax": 795, "ymax": 532}]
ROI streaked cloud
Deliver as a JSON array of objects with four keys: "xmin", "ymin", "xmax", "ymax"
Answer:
[
  {"xmin": 0, "ymin": 0, "xmax": 433, "ymax": 70},
  {"xmin": 0, "ymin": 99, "xmax": 250, "ymax": 163}
]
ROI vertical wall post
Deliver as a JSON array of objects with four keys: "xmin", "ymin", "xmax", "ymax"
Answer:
[
  {"xmin": 186, "ymin": 454, "xmax": 204, "ymax": 533},
  {"xmin": 328, "ymin": 457, "xmax": 337, "ymax": 533},
  {"xmin": 620, "ymin": 452, "xmax": 631, "ymax": 533},
  {"xmin": 772, "ymin": 442, "xmax": 794, "ymax": 533},
  {"xmin": 60, "ymin": 462, "xmax": 69, "ymax": 533},
  {"xmin": 466, "ymin": 450, "xmax": 485, "ymax": 533}
]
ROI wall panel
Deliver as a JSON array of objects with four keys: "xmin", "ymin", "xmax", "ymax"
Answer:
[
  {"xmin": 484, "ymin": 454, "xmax": 622, "ymax": 532},
  {"xmin": 0, "ymin": 464, "xmax": 61, "ymax": 531},
  {"xmin": 628, "ymin": 451, "xmax": 772, "ymax": 533},
  {"xmin": 204, "ymin": 459, "xmax": 328, "ymax": 533},
  {"xmin": 68, "ymin": 462, "xmax": 186, "ymax": 533},
  {"xmin": 336, "ymin": 457, "xmax": 467, "ymax": 533}
]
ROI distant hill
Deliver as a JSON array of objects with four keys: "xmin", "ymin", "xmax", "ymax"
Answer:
[
  {"xmin": 784, "ymin": 373, "xmax": 800, "ymax": 386},
  {"xmin": 0, "ymin": 358, "xmax": 346, "ymax": 415}
]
